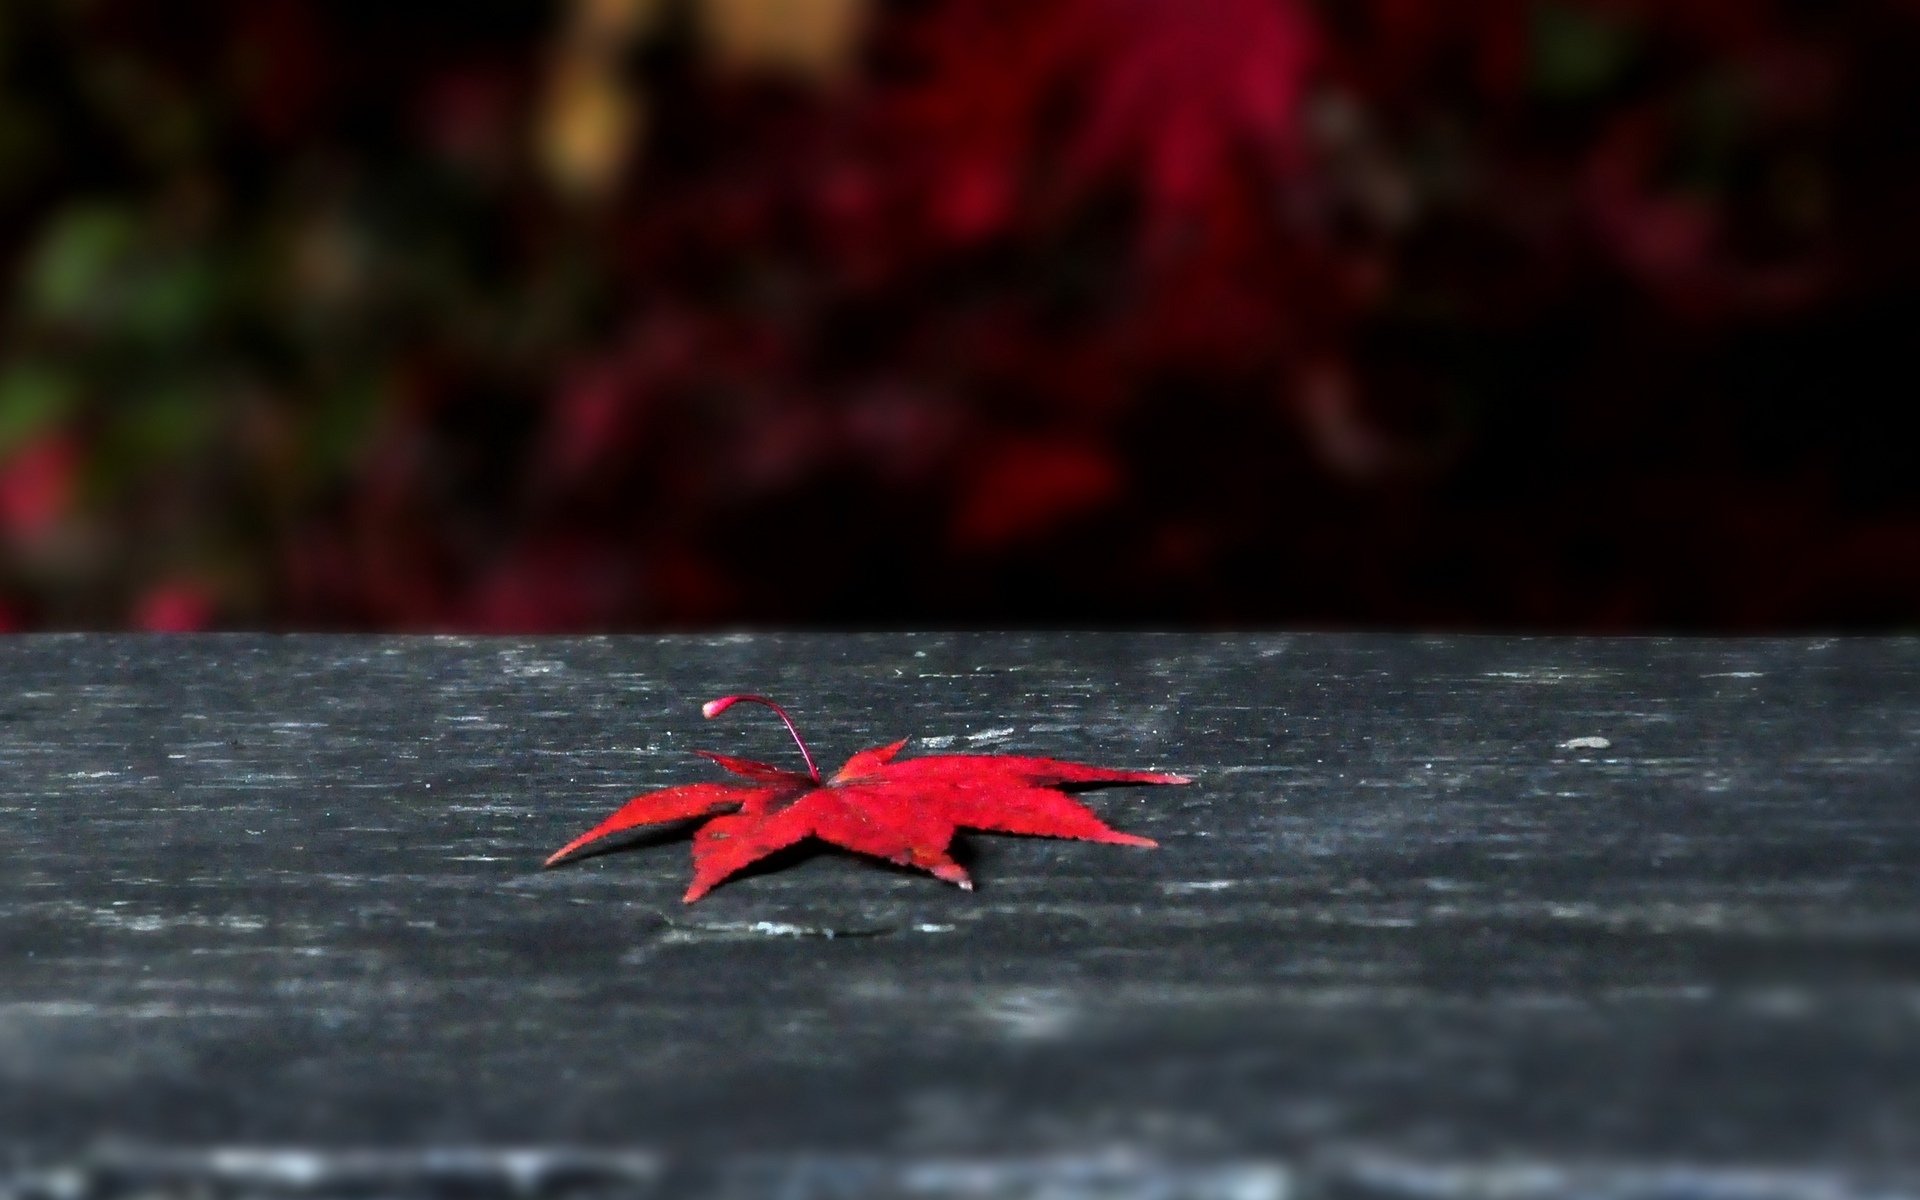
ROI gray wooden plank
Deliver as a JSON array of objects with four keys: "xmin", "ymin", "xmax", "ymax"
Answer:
[{"xmin": 2, "ymin": 634, "xmax": 1918, "ymax": 1196}]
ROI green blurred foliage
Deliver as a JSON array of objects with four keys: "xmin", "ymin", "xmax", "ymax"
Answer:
[{"xmin": 1531, "ymin": 3, "xmax": 1637, "ymax": 99}]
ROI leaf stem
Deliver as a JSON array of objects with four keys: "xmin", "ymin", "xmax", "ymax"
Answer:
[{"xmin": 701, "ymin": 695, "xmax": 821, "ymax": 783}]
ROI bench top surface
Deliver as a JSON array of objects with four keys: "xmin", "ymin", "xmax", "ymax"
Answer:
[{"xmin": 4, "ymin": 634, "xmax": 1917, "ymax": 1192}]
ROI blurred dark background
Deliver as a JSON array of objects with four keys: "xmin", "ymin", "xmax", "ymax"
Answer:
[{"xmin": 1, "ymin": 0, "xmax": 1916, "ymax": 632}]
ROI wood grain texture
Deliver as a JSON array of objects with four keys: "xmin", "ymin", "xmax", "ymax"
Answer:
[{"xmin": 2, "ymin": 634, "xmax": 1918, "ymax": 1197}]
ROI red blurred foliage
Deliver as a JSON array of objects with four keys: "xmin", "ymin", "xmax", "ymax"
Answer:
[
  {"xmin": 951, "ymin": 440, "xmax": 1124, "ymax": 550},
  {"xmin": 133, "ymin": 582, "xmax": 217, "ymax": 633},
  {"xmin": 3, "ymin": 0, "xmax": 1918, "ymax": 629},
  {"xmin": 0, "ymin": 435, "xmax": 79, "ymax": 546}
]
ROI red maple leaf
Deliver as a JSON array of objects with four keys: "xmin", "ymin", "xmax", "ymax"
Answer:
[{"xmin": 544, "ymin": 695, "xmax": 1186, "ymax": 901}]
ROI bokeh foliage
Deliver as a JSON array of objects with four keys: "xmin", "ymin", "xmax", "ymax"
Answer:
[{"xmin": 2, "ymin": 0, "xmax": 1917, "ymax": 629}]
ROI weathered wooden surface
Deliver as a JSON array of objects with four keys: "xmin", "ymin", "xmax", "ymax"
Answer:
[{"xmin": 2, "ymin": 634, "xmax": 1918, "ymax": 1198}]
